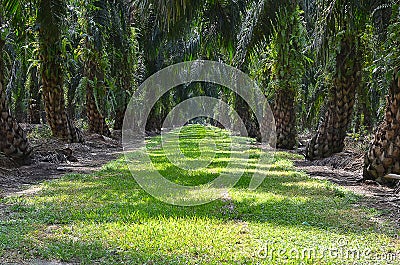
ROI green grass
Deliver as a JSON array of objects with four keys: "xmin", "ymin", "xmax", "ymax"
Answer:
[{"xmin": 1, "ymin": 125, "xmax": 399, "ymax": 264}]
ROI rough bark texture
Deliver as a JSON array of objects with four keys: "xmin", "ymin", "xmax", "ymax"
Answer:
[
  {"xmin": 273, "ymin": 89, "xmax": 296, "ymax": 149},
  {"xmin": 85, "ymin": 58, "xmax": 111, "ymax": 137},
  {"xmin": 306, "ymin": 35, "xmax": 361, "ymax": 160},
  {"xmin": 363, "ymin": 69, "xmax": 400, "ymax": 183},
  {"xmin": 113, "ymin": 107, "xmax": 126, "ymax": 130},
  {"xmin": 234, "ymin": 95, "xmax": 261, "ymax": 141},
  {"xmin": 0, "ymin": 39, "xmax": 31, "ymax": 159},
  {"xmin": 38, "ymin": 1, "xmax": 84, "ymax": 143},
  {"xmin": 259, "ymin": 105, "xmax": 276, "ymax": 147}
]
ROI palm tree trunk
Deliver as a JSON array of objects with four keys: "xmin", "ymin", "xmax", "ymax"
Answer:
[
  {"xmin": 363, "ymin": 69, "xmax": 400, "ymax": 183},
  {"xmin": 234, "ymin": 95, "xmax": 260, "ymax": 140},
  {"xmin": 274, "ymin": 89, "xmax": 296, "ymax": 149},
  {"xmin": 38, "ymin": 0, "xmax": 83, "ymax": 143},
  {"xmin": 40, "ymin": 43, "xmax": 83, "ymax": 142},
  {"xmin": 113, "ymin": 107, "xmax": 126, "ymax": 130},
  {"xmin": 0, "ymin": 39, "xmax": 31, "ymax": 159},
  {"xmin": 39, "ymin": 39, "xmax": 83, "ymax": 143},
  {"xmin": 85, "ymin": 58, "xmax": 111, "ymax": 137},
  {"xmin": 306, "ymin": 35, "xmax": 361, "ymax": 159},
  {"xmin": 86, "ymin": 85, "xmax": 111, "ymax": 137}
]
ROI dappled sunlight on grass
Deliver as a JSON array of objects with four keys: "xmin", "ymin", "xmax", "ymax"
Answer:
[{"xmin": 0, "ymin": 125, "xmax": 399, "ymax": 264}]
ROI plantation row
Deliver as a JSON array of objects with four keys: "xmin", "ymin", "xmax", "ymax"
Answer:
[{"xmin": 0, "ymin": 0, "xmax": 399, "ymax": 185}]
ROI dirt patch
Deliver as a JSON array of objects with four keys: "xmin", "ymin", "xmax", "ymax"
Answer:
[
  {"xmin": 294, "ymin": 147, "xmax": 400, "ymax": 229},
  {"xmin": 0, "ymin": 130, "xmax": 123, "ymax": 263},
  {"xmin": 0, "ymin": 131, "xmax": 123, "ymax": 197}
]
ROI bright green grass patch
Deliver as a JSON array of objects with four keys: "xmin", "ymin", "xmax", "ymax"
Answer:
[{"xmin": 0, "ymin": 125, "xmax": 399, "ymax": 264}]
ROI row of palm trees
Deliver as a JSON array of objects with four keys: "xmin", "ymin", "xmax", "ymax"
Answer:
[
  {"xmin": 1, "ymin": 0, "xmax": 134, "ymax": 146},
  {"xmin": 0, "ymin": 0, "xmax": 399, "ymax": 185}
]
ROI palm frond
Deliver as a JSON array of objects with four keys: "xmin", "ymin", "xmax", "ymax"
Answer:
[
  {"xmin": 233, "ymin": 0, "xmax": 293, "ymax": 69},
  {"xmin": 3, "ymin": 0, "xmax": 23, "ymax": 22},
  {"xmin": 233, "ymin": 0, "xmax": 265, "ymax": 68},
  {"xmin": 132, "ymin": 0, "xmax": 205, "ymax": 32},
  {"xmin": 313, "ymin": 0, "xmax": 370, "ymax": 62}
]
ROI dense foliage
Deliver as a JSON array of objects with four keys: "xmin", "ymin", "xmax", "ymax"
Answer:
[{"xmin": 0, "ymin": 0, "xmax": 400, "ymax": 182}]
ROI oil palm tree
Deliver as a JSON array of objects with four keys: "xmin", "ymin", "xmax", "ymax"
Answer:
[
  {"xmin": 363, "ymin": 2, "xmax": 400, "ymax": 182},
  {"xmin": 38, "ymin": 0, "xmax": 84, "ymax": 142},
  {"xmin": 134, "ymin": 0, "xmax": 288, "ymax": 140},
  {"xmin": 133, "ymin": 0, "xmax": 247, "ymax": 133},
  {"xmin": 0, "ymin": 4, "xmax": 31, "ymax": 159},
  {"xmin": 266, "ymin": 4, "xmax": 309, "ymax": 149},
  {"xmin": 108, "ymin": 0, "xmax": 137, "ymax": 130},
  {"xmin": 0, "ymin": 33, "xmax": 31, "ymax": 159},
  {"xmin": 80, "ymin": 0, "xmax": 111, "ymax": 136},
  {"xmin": 83, "ymin": 47, "xmax": 111, "ymax": 137},
  {"xmin": 217, "ymin": 1, "xmax": 291, "ymax": 143},
  {"xmin": 364, "ymin": 68, "xmax": 400, "ymax": 182},
  {"xmin": 305, "ymin": 0, "xmax": 366, "ymax": 159}
]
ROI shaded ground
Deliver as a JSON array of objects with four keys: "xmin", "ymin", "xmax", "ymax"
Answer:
[
  {"xmin": 0, "ymin": 129, "xmax": 123, "ymax": 197},
  {"xmin": 294, "ymin": 137, "xmax": 400, "ymax": 229},
  {"xmin": 2, "ymin": 129, "xmax": 400, "ymax": 227},
  {"xmin": 1, "ymin": 130, "xmax": 400, "ymax": 228},
  {"xmin": 1, "ymin": 126, "xmax": 399, "ymax": 264},
  {"xmin": 0, "ymin": 127, "xmax": 123, "ymax": 264}
]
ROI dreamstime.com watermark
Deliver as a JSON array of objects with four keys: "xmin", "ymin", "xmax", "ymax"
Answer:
[
  {"xmin": 256, "ymin": 238, "xmax": 400, "ymax": 263},
  {"xmin": 122, "ymin": 60, "xmax": 276, "ymax": 206}
]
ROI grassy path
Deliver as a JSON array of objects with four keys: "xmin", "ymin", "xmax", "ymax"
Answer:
[{"xmin": 0, "ymin": 125, "xmax": 399, "ymax": 264}]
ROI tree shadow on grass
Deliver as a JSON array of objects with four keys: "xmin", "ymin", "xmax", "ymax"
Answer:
[
  {"xmin": 4, "ymin": 158, "xmax": 390, "ymax": 231},
  {"xmin": 1, "ymin": 152, "xmax": 398, "ymax": 264}
]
